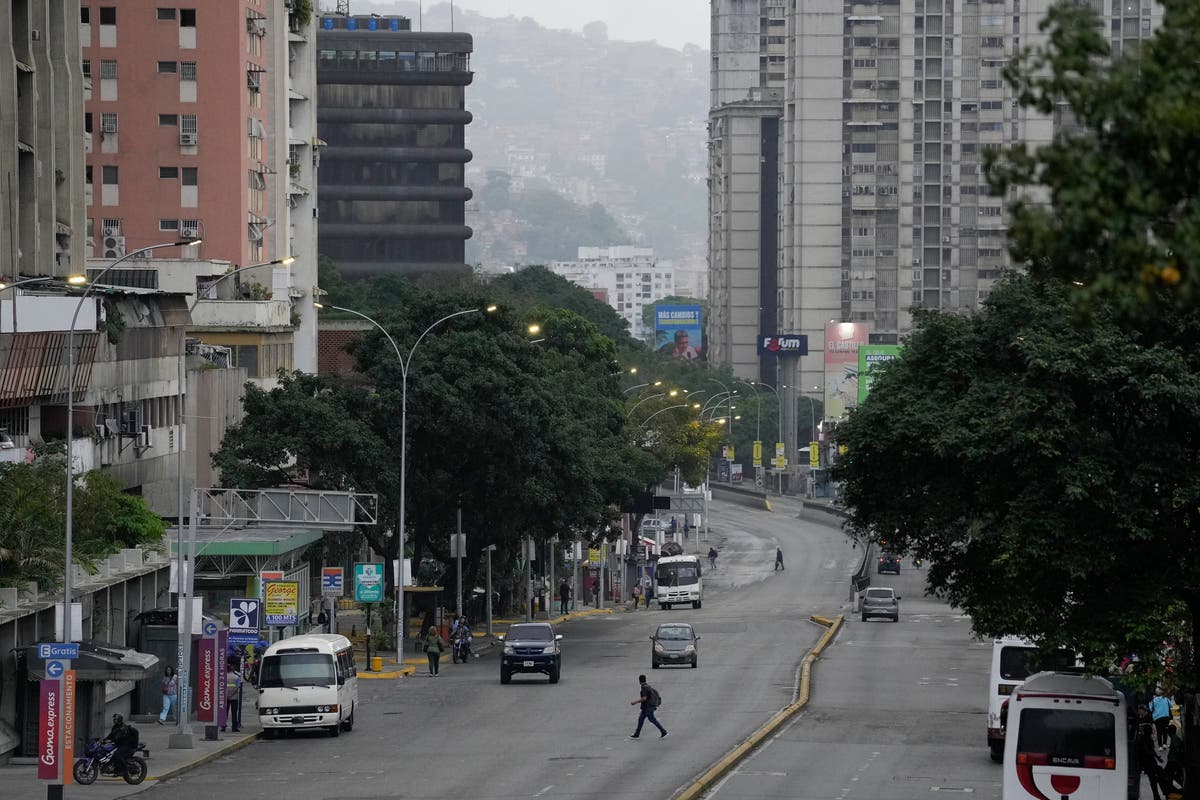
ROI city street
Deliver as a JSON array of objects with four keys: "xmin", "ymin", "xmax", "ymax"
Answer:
[
  {"xmin": 708, "ymin": 554, "xmax": 1000, "ymax": 800},
  {"xmin": 129, "ymin": 496, "xmax": 860, "ymax": 800}
]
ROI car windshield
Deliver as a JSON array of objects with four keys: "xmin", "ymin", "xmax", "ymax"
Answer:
[
  {"xmin": 656, "ymin": 626, "xmax": 693, "ymax": 640},
  {"xmin": 865, "ymin": 589, "xmax": 893, "ymax": 599},
  {"xmin": 259, "ymin": 652, "xmax": 336, "ymax": 688},
  {"xmin": 657, "ymin": 563, "xmax": 699, "ymax": 586},
  {"xmin": 508, "ymin": 625, "xmax": 553, "ymax": 641}
]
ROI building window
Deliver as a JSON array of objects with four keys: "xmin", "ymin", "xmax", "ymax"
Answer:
[
  {"xmin": 82, "ymin": 60, "xmax": 91, "ymax": 78},
  {"xmin": 182, "ymin": 167, "xmax": 198, "ymax": 186},
  {"xmin": 180, "ymin": 61, "xmax": 197, "ymax": 81},
  {"xmin": 99, "ymin": 6, "xmax": 116, "ymax": 24},
  {"xmin": 180, "ymin": 8, "xmax": 196, "ymax": 27},
  {"xmin": 160, "ymin": 219, "xmax": 179, "ymax": 231},
  {"xmin": 159, "ymin": 167, "xmax": 178, "ymax": 179},
  {"xmin": 102, "ymin": 166, "xmax": 118, "ymax": 185},
  {"xmin": 84, "ymin": 113, "xmax": 93, "ymax": 133},
  {"xmin": 100, "ymin": 59, "xmax": 117, "ymax": 79},
  {"xmin": 181, "ymin": 114, "xmax": 197, "ymax": 137},
  {"xmin": 157, "ymin": 8, "xmax": 176, "ymax": 19},
  {"xmin": 100, "ymin": 112, "xmax": 118, "ymax": 133},
  {"xmin": 81, "ymin": 7, "xmax": 90, "ymax": 23},
  {"xmin": 159, "ymin": 113, "xmax": 178, "ymax": 126},
  {"xmin": 158, "ymin": 60, "xmax": 177, "ymax": 73}
]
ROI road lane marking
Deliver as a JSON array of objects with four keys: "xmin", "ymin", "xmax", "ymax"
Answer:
[{"xmin": 533, "ymin": 785, "xmax": 554, "ymax": 797}]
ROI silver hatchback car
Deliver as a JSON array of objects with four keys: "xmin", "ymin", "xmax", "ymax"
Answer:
[{"xmin": 861, "ymin": 587, "xmax": 900, "ymax": 622}]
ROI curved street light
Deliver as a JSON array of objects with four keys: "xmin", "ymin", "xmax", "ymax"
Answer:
[
  {"xmin": 637, "ymin": 403, "xmax": 694, "ymax": 429},
  {"xmin": 314, "ymin": 300, "xmax": 495, "ymax": 654},
  {"xmin": 706, "ymin": 378, "xmax": 734, "ymax": 435},
  {"xmin": 623, "ymin": 379, "xmax": 663, "ymax": 396},
  {"xmin": 66, "ymin": 238, "xmax": 199, "ymax": 650}
]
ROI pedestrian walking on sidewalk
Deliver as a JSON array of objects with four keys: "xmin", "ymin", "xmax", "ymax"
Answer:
[
  {"xmin": 423, "ymin": 625, "xmax": 445, "ymax": 676},
  {"xmin": 629, "ymin": 674, "xmax": 667, "ymax": 738},
  {"xmin": 158, "ymin": 665, "xmax": 177, "ymax": 724},
  {"xmin": 632, "ymin": 583, "xmax": 643, "ymax": 609},
  {"xmin": 1134, "ymin": 706, "xmax": 1165, "ymax": 800},
  {"xmin": 775, "ymin": 547, "xmax": 785, "ymax": 571},
  {"xmin": 559, "ymin": 580, "xmax": 571, "ymax": 615},
  {"xmin": 1151, "ymin": 689, "xmax": 1172, "ymax": 747},
  {"xmin": 707, "ymin": 547, "xmax": 718, "ymax": 571}
]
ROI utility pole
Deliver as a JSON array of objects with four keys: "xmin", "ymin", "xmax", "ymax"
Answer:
[
  {"xmin": 524, "ymin": 537, "xmax": 532, "ymax": 622},
  {"xmin": 455, "ymin": 507, "xmax": 464, "ymax": 619},
  {"xmin": 483, "ymin": 544, "xmax": 495, "ymax": 635},
  {"xmin": 548, "ymin": 536, "xmax": 556, "ymax": 618}
]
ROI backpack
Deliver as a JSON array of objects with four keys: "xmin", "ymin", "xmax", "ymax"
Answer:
[{"xmin": 646, "ymin": 685, "xmax": 662, "ymax": 709}]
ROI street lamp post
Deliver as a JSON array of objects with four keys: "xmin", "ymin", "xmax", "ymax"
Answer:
[
  {"xmin": 64, "ymin": 240, "xmax": 197, "ymax": 652},
  {"xmin": 707, "ymin": 378, "xmax": 733, "ymax": 436},
  {"xmin": 315, "ymin": 301, "xmax": 494, "ymax": 662}
]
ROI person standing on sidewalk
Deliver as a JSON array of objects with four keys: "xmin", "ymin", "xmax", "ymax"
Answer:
[
  {"xmin": 1150, "ymin": 689, "xmax": 1172, "ymax": 747},
  {"xmin": 775, "ymin": 547, "xmax": 785, "ymax": 571},
  {"xmin": 158, "ymin": 665, "xmax": 178, "ymax": 725},
  {"xmin": 558, "ymin": 580, "xmax": 571, "ymax": 615},
  {"xmin": 629, "ymin": 674, "xmax": 667, "ymax": 738},
  {"xmin": 632, "ymin": 582, "xmax": 643, "ymax": 609},
  {"xmin": 223, "ymin": 657, "xmax": 243, "ymax": 732},
  {"xmin": 423, "ymin": 625, "xmax": 445, "ymax": 676}
]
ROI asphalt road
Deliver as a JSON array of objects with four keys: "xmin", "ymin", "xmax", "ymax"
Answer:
[
  {"xmin": 131, "ymin": 496, "xmax": 860, "ymax": 800},
  {"xmin": 707, "ymin": 553, "xmax": 1002, "ymax": 800}
]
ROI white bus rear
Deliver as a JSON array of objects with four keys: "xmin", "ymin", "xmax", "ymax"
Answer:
[{"xmin": 1002, "ymin": 672, "xmax": 1129, "ymax": 800}]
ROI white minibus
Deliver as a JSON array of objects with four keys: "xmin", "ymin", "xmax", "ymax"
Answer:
[
  {"xmin": 989, "ymin": 636, "xmax": 1078, "ymax": 761},
  {"xmin": 655, "ymin": 554, "xmax": 703, "ymax": 609},
  {"xmin": 1003, "ymin": 671, "xmax": 1129, "ymax": 800},
  {"xmin": 257, "ymin": 634, "xmax": 358, "ymax": 737}
]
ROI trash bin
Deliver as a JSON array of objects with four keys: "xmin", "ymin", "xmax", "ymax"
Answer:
[{"xmin": 371, "ymin": 656, "xmax": 383, "ymax": 671}]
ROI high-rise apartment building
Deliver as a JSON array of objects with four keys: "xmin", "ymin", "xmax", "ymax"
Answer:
[
  {"xmin": 316, "ymin": 14, "xmax": 474, "ymax": 278},
  {"xmin": 548, "ymin": 247, "xmax": 676, "ymax": 342},
  {"xmin": 1, "ymin": 1, "xmax": 86, "ymax": 281},
  {"xmin": 711, "ymin": 0, "xmax": 1165, "ymax": 413},
  {"xmin": 81, "ymin": 0, "xmax": 319, "ymax": 372}
]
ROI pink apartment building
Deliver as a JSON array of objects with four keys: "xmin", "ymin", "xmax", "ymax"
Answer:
[{"xmin": 82, "ymin": 1, "xmax": 276, "ymax": 268}]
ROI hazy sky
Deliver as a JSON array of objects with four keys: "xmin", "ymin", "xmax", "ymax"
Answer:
[{"xmin": 455, "ymin": 1, "xmax": 709, "ymax": 50}]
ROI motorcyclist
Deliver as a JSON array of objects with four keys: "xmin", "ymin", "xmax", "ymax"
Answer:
[
  {"xmin": 450, "ymin": 616, "xmax": 471, "ymax": 658},
  {"xmin": 101, "ymin": 714, "xmax": 138, "ymax": 772}
]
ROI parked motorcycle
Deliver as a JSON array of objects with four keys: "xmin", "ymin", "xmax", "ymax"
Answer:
[
  {"xmin": 451, "ymin": 631, "xmax": 472, "ymax": 663},
  {"xmin": 73, "ymin": 738, "xmax": 147, "ymax": 785}
]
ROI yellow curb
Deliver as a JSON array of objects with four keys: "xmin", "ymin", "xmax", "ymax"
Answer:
[
  {"xmin": 675, "ymin": 614, "xmax": 844, "ymax": 800},
  {"xmin": 764, "ymin": 498, "xmax": 773, "ymax": 512},
  {"xmin": 357, "ymin": 665, "xmax": 416, "ymax": 680},
  {"xmin": 149, "ymin": 731, "xmax": 259, "ymax": 782}
]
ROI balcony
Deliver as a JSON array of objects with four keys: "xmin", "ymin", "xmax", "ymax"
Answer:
[{"xmin": 190, "ymin": 299, "xmax": 292, "ymax": 330}]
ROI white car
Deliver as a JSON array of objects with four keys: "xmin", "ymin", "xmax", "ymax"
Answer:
[{"xmin": 640, "ymin": 517, "xmax": 664, "ymax": 535}]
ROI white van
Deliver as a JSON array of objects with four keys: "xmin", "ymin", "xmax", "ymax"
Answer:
[
  {"xmin": 654, "ymin": 554, "xmax": 702, "ymax": 609},
  {"xmin": 988, "ymin": 637, "xmax": 1080, "ymax": 761},
  {"xmin": 257, "ymin": 634, "xmax": 358, "ymax": 737},
  {"xmin": 1003, "ymin": 672, "xmax": 1129, "ymax": 800}
]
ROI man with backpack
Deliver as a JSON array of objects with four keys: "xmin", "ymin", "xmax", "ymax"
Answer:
[{"xmin": 629, "ymin": 674, "xmax": 667, "ymax": 738}]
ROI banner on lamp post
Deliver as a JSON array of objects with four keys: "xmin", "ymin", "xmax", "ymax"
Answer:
[
  {"xmin": 36, "ymin": 679, "xmax": 60, "ymax": 780},
  {"xmin": 196, "ymin": 636, "xmax": 217, "ymax": 724}
]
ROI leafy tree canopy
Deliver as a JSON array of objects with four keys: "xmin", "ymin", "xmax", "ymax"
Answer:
[
  {"xmin": 834, "ymin": 274, "xmax": 1200, "ymax": 681},
  {"xmin": 991, "ymin": 0, "xmax": 1200, "ymax": 321},
  {"xmin": 0, "ymin": 455, "xmax": 166, "ymax": 589}
]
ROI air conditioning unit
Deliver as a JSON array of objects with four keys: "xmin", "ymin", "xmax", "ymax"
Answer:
[
  {"xmin": 103, "ymin": 235, "xmax": 125, "ymax": 258},
  {"xmin": 180, "ymin": 133, "xmax": 197, "ymax": 146},
  {"xmin": 137, "ymin": 425, "xmax": 153, "ymax": 450},
  {"xmin": 181, "ymin": 226, "xmax": 199, "ymax": 238},
  {"xmin": 93, "ymin": 423, "xmax": 108, "ymax": 440},
  {"xmin": 102, "ymin": 225, "xmax": 120, "ymax": 237},
  {"xmin": 102, "ymin": 119, "xmax": 118, "ymax": 134},
  {"xmin": 31, "ymin": 29, "xmax": 41, "ymax": 41}
]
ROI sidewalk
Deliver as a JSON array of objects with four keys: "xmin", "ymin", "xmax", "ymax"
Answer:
[{"xmin": 0, "ymin": 688, "xmax": 262, "ymax": 799}]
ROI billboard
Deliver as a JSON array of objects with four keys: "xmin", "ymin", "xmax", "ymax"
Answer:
[
  {"xmin": 857, "ymin": 344, "xmax": 902, "ymax": 403},
  {"xmin": 654, "ymin": 305, "xmax": 703, "ymax": 360},
  {"xmin": 263, "ymin": 581, "xmax": 299, "ymax": 626},
  {"xmin": 824, "ymin": 322, "xmax": 869, "ymax": 419},
  {"xmin": 757, "ymin": 334, "xmax": 809, "ymax": 356}
]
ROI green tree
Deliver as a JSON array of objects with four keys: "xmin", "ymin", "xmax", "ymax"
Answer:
[
  {"xmin": 991, "ymin": 0, "xmax": 1200, "ymax": 320},
  {"xmin": 833, "ymin": 274, "xmax": 1200, "ymax": 681},
  {"xmin": 0, "ymin": 456, "xmax": 166, "ymax": 589}
]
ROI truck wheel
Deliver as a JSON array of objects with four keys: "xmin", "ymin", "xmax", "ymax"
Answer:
[
  {"xmin": 693, "ymin": 600, "xmax": 701, "ymax": 609},
  {"xmin": 661, "ymin": 603, "xmax": 671, "ymax": 611},
  {"xmin": 990, "ymin": 743, "xmax": 1004, "ymax": 763},
  {"xmin": 500, "ymin": 668, "xmax": 511, "ymax": 684}
]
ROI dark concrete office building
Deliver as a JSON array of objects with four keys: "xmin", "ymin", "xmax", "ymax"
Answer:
[{"xmin": 316, "ymin": 15, "xmax": 473, "ymax": 278}]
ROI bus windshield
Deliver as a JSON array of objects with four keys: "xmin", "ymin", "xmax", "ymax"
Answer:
[
  {"xmin": 259, "ymin": 652, "xmax": 336, "ymax": 688},
  {"xmin": 657, "ymin": 563, "xmax": 699, "ymax": 586}
]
